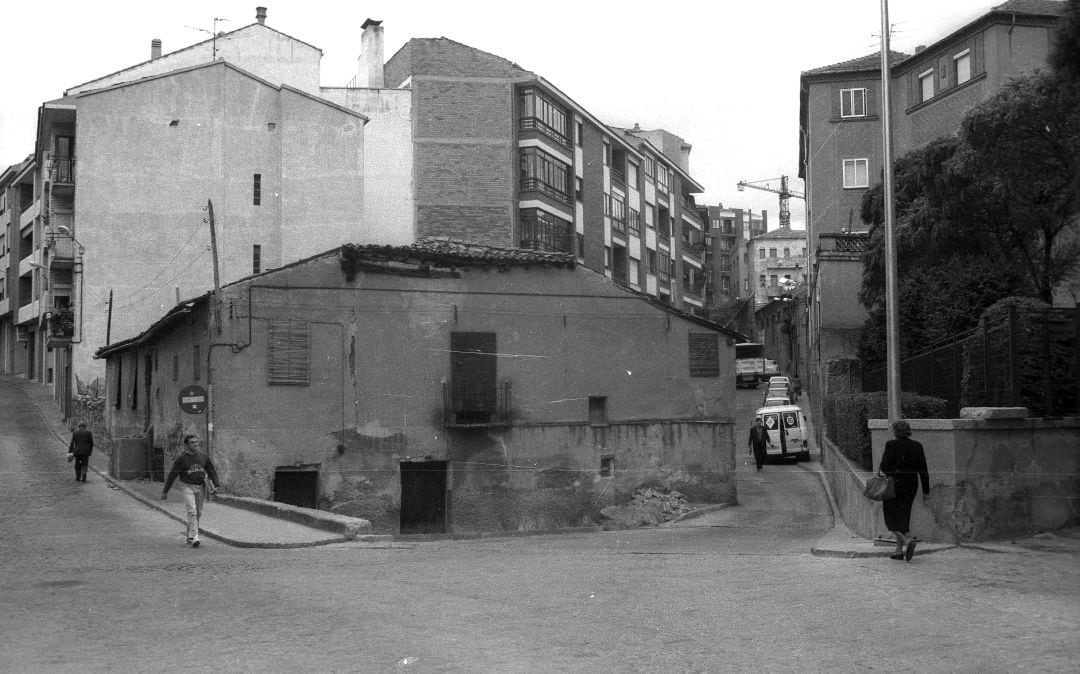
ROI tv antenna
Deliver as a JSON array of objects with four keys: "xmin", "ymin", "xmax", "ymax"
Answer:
[{"xmin": 186, "ymin": 17, "xmax": 230, "ymax": 58}]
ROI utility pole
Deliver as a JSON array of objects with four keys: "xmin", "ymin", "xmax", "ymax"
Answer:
[
  {"xmin": 206, "ymin": 199, "xmax": 223, "ymax": 334},
  {"xmin": 880, "ymin": 0, "xmax": 901, "ymax": 422},
  {"xmin": 105, "ymin": 289, "xmax": 113, "ymax": 345}
]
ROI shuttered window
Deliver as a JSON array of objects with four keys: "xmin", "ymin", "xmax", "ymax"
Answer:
[
  {"xmin": 688, "ymin": 333, "xmax": 720, "ymax": 377},
  {"xmin": 268, "ymin": 320, "xmax": 310, "ymax": 385}
]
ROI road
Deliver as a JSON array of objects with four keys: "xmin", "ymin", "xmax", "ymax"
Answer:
[{"xmin": 2, "ymin": 379, "xmax": 1078, "ymax": 672}]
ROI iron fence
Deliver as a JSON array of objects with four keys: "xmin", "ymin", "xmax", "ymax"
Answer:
[{"xmin": 863, "ymin": 306, "xmax": 1079, "ymax": 417}]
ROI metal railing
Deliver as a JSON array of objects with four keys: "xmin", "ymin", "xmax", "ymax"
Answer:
[
  {"xmin": 50, "ymin": 158, "xmax": 75, "ymax": 184},
  {"xmin": 863, "ymin": 306, "xmax": 1079, "ymax": 416},
  {"xmin": 519, "ymin": 117, "xmax": 571, "ymax": 148},
  {"xmin": 442, "ymin": 380, "xmax": 512, "ymax": 426},
  {"xmin": 520, "ymin": 178, "xmax": 571, "ymax": 205}
]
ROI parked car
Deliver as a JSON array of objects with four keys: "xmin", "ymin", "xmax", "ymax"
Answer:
[
  {"xmin": 762, "ymin": 396, "xmax": 791, "ymax": 407},
  {"xmin": 755, "ymin": 404, "xmax": 810, "ymax": 461}
]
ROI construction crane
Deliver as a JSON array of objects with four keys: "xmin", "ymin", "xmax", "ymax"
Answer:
[{"xmin": 737, "ymin": 176, "xmax": 805, "ymax": 229}]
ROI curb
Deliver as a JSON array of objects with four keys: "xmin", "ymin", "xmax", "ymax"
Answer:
[
  {"xmin": 216, "ymin": 493, "xmax": 378, "ymax": 541},
  {"xmin": 99, "ymin": 473, "xmax": 352, "ymax": 549}
]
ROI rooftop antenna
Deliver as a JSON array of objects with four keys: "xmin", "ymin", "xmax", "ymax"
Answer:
[{"xmin": 186, "ymin": 17, "xmax": 230, "ymax": 58}]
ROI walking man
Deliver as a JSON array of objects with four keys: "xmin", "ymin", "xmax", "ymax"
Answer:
[
  {"xmin": 748, "ymin": 418, "xmax": 774, "ymax": 471},
  {"xmin": 67, "ymin": 421, "xmax": 94, "ymax": 482},
  {"xmin": 162, "ymin": 435, "xmax": 219, "ymax": 548}
]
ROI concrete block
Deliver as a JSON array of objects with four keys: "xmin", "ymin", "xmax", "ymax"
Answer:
[
  {"xmin": 217, "ymin": 494, "xmax": 372, "ymax": 539},
  {"xmin": 960, "ymin": 407, "xmax": 1029, "ymax": 420}
]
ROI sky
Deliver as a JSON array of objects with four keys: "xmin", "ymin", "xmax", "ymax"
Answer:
[{"xmin": 0, "ymin": 0, "xmax": 1004, "ymax": 230}]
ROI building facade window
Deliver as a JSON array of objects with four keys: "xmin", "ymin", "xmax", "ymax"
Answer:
[
  {"xmin": 656, "ymin": 165, "xmax": 670, "ymax": 193},
  {"xmin": 644, "ymin": 157, "xmax": 655, "ymax": 180},
  {"xmin": 576, "ymin": 233, "xmax": 584, "ymax": 259},
  {"xmin": 840, "ymin": 88, "xmax": 867, "ymax": 117},
  {"xmin": 575, "ymin": 176, "xmax": 583, "ymax": 202},
  {"xmin": 769, "ymin": 248, "xmax": 777, "ymax": 258},
  {"xmin": 520, "ymin": 147, "xmax": 572, "ymax": 203},
  {"xmin": 253, "ymin": 174, "xmax": 261, "ymax": 206},
  {"xmin": 688, "ymin": 333, "xmax": 720, "ymax": 377},
  {"xmin": 519, "ymin": 87, "xmax": 570, "ymax": 146},
  {"xmin": 268, "ymin": 320, "xmax": 310, "ymax": 386},
  {"xmin": 842, "ymin": 158, "xmax": 869, "ymax": 188},
  {"xmin": 646, "ymin": 249, "xmax": 657, "ymax": 275},
  {"xmin": 602, "ymin": 141, "xmax": 610, "ymax": 166},
  {"xmin": 520, "ymin": 208, "xmax": 573, "ymax": 253},
  {"xmin": 575, "ymin": 120, "xmax": 583, "ymax": 147},
  {"xmin": 919, "ymin": 68, "xmax": 935, "ymax": 102},
  {"xmin": 759, "ymin": 248, "xmax": 766, "ymax": 259},
  {"xmin": 954, "ymin": 49, "xmax": 971, "ymax": 85},
  {"xmin": 783, "ymin": 247, "xmax": 790, "ymax": 258},
  {"xmin": 253, "ymin": 244, "xmax": 262, "ymax": 275},
  {"xmin": 627, "ymin": 161, "xmax": 639, "ymax": 188}
]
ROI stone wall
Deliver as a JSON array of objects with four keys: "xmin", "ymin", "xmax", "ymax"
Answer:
[{"xmin": 868, "ymin": 413, "xmax": 1080, "ymax": 542}]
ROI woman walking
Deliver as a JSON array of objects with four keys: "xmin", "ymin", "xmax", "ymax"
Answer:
[{"xmin": 879, "ymin": 419, "xmax": 930, "ymax": 561}]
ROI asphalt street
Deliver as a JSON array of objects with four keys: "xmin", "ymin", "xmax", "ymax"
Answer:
[{"xmin": 2, "ymin": 377, "xmax": 1078, "ymax": 672}]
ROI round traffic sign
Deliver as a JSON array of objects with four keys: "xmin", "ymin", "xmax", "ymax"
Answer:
[{"xmin": 178, "ymin": 385, "xmax": 208, "ymax": 414}]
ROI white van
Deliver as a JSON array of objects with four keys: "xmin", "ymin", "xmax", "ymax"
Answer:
[{"xmin": 755, "ymin": 404, "xmax": 810, "ymax": 462}]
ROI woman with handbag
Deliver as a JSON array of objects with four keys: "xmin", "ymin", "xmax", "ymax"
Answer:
[{"xmin": 879, "ymin": 419, "xmax": 930, "ymax": 561}]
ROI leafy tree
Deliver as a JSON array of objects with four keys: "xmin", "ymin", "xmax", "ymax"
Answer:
[{"xmin": 957, "ymin": 71, "xmax": 1080, "ymax": 303}]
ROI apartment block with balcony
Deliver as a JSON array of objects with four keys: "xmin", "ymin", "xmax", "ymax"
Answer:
[
  {"xmin": 748, "ymin": 227, "xmax": 809, "ymax": 311},
  {"xmin": 797, "ymin": 0, "xmax": 1065, "ymax": 394},
  {"xmin": 323, "ymin": 24, "xmax": 709, "ymax": 317}
]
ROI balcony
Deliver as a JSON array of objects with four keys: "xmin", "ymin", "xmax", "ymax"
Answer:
[
  {"xmin": 443, "ymin": 380, "xmax": 512, "ymax": 427},
  {"xmin": 520, "ymin": 177, "xmax": 571, "ymax": 205},
  {"xmin": 520, "ymin": 210, "xmax": 573, "ymax": 253},
  {"xmin": 519, "ymin": 117, "xmax": 571, "ymax": 149},
  {"xmin": 48, "ymin": 157, "xmax": 75, "ymax": 185},
  {"xmin": 45, "ymin": 306, "xmax": 75, "ymax": 348},
  {"xmin": 47, "ymin": 234, "xmax": 78, "ymax": 267},
  {"xmin": 681, "ymin": 242, "xmax": 704, "ymax": 261}
]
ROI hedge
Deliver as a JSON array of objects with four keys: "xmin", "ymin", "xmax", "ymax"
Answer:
[{"xmin": 824, "ymin": 392, "xmax": 950, "ymax": 470}]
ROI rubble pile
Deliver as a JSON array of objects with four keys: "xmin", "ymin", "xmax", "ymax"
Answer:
[{"xmin": 600, "ymin": 488, "xmax": 693, "ymax": 527}]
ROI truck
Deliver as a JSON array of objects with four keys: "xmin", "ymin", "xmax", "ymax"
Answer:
[{"xmin": 734, "ymin": 343, "xmax": 780, "ymax": 387}]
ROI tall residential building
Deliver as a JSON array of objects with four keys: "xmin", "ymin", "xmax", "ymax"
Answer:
[
  {"xmin": 798, "ymin": 0, "xmax": 1065, "ymax": 396},
  {"xmin": 323, "ymin": 24, "xmax": 709, "ymax": 313},
  {"xmin": 699, "ymin": 204, "xmax": 767, "ymax": 337}
]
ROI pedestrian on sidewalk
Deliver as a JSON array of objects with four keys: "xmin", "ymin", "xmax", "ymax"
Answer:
[
  {"xmin": 162, "ymin": 435, "xmax": 219, "ymax": 548},
  {"xmin": 67, "ymin": 421, "xmax": 94, "ymax": 482},
  {"xmin": 748, "ymin": 418, "xmax": 774, "ymax": 471},
  {"xmin": 790, "ymin": 375, "xmax": 802, "ymax": 402},
  {"xmin": 879, "ymin": 419, "xmax": 930, "ymax": 561}
]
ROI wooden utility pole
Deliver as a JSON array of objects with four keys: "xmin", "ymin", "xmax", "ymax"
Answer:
[
  {"xmin": 206, "ymin": 199, "xmax": 223, "ymax": 334},
  {"xmin": 105, "ymin": 289, "xmax": 113, "ymax": 345}
]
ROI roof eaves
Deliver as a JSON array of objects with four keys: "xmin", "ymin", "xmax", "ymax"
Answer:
[{"xmin": 94, "ymin": 294, "xmax": 210, "ymax": 359}]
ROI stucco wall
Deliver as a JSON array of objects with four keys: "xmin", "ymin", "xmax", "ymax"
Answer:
[
  {"xmin": 869, "ymin": 417, "xmax": 1080, "ymax": 542},
  {"xmin": 138, "ymin": 253, "xmax": 739, "ymax": 533},
  {"xmin": 320, "ymin": 87, "xmax": 414, "ymax": 244},
  {"xmin": 71, "ymin": 63, "xmax": 363, "ymax": 383}
]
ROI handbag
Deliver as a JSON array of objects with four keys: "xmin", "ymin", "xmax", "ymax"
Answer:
[{"xmin": 864, "ymin": 473, "xmax": 895, "ymax": 501}]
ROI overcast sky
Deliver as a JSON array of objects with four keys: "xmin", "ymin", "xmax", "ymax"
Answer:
[{"xmin": 1, "ymin": 0, "xmax": 1003, "ymax": 229}]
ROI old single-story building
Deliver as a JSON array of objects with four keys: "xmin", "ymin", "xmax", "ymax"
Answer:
[{"xmin": 96, "ymin": 240, "xmax": 741, "ymax": 534}]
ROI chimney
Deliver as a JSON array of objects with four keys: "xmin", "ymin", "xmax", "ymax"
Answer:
[
  {"xmin": 256, "ymin": 6, "xmax": 267, "ymax": 25},
  {"xmin": 151, "ymin": 39, "xmax": 162, "ymax": 59},
  {"xmin": 357, "ymin": 19, "xmax": 385, "ymax": 88},
  {"xmin": 914, "ymin": 45, "xmax": 926, "ymax": 54}
]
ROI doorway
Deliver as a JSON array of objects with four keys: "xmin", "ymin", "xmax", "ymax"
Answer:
[
  {"xmin": 399, "ymin": 460, "xmax": 448, "ymax": 534},
  {"xmin": 274, "ymin": 468, "xmax": 319, "ymax": 509}
]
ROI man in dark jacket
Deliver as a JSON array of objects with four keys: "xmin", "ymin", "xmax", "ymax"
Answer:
[
  {"xmin": 747, "ymin": 418, "xmax": 774, "ymax": 471},
  {"xmin": 162, "ymin": 435, "xmax": 220, "ymax": 548},
  {"xmin": 67, "ymin": 422, "xmax": 94, "ymax": 482}
]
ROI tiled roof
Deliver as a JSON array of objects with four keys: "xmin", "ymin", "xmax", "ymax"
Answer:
[
  {"xmin": 990, "ymin": 0, "xmax": 1066, "ymax": 16},
  {"xmin": 820, "ymin": 232, "xmax": 870, "ymax": 253},
  {"xmin": 802, "ymin": 51, "xmax": 909, "ymax": 77},
  {"xmin": 344, "ymin": 238, "xmax": 577, "ymax": 268}
]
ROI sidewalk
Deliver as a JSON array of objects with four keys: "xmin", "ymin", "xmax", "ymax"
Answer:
[{"xmin": 13, "ymin": 376, "xmax": 386, "ymax": 549}]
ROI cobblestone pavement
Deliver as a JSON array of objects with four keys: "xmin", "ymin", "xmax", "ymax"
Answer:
[{"xmin": 2, "ymin": 377, "xmax": 1078, "ymax": 672}]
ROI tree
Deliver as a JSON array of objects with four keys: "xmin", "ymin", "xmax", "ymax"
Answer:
[
  {"xmin": 957, "ymin": 71, "xmax": 1080, "ymax": 303},
  {"xmin": 857, "ymin": 138, "xmax": 1031, "ymax": 364}
]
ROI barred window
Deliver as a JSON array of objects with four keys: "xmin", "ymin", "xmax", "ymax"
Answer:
[{"xmin": 268, "ymin": 320, "xmax": 310, "ymax": 385}]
